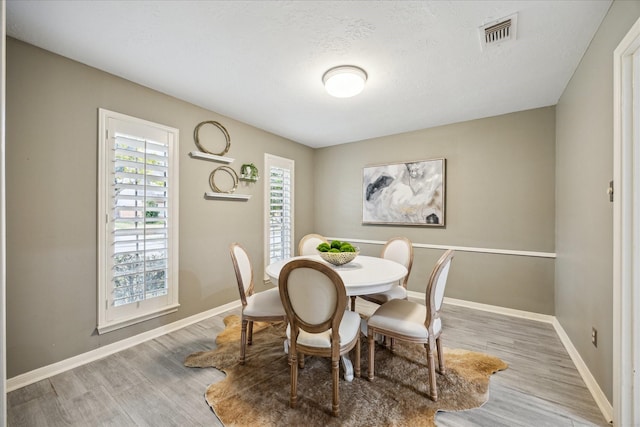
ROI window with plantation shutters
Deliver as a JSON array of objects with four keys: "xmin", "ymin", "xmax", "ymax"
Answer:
[
  {"xmin": 98, "ymin": 109, "xmax": 179, "ymax": 334},
  {"xmin": 264, "ymin": 154, "xmax": 294, "ymax": 269}
]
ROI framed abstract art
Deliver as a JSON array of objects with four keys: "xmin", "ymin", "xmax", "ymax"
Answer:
[{"xmin": 362, "ymin": 158, "xmax": 445, "ymax": 226}]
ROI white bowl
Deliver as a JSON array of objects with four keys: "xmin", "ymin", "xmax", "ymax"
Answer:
[{"xmin": 318, "ymin": 250, "xmax": 359, "ymax": 266}]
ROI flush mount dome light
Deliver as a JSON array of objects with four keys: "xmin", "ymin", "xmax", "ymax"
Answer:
[{"xmin": 322, "ymin": 65, "xmax": 367, "ymax": 98}]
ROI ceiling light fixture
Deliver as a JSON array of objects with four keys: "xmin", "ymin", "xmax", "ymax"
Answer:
[{"xmin": 322, "ymin": 65, "xmax": 368, "ymax": 98}]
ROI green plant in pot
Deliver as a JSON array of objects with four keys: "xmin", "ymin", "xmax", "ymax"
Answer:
[{"xmin": 241, "ymin": 163, "xmax": 259, "ymax": 181}]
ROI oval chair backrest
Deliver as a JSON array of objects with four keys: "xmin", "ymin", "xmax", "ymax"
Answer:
[
  {"xmin": 279, "ymin": 259, "xmax": 346, "ymax": 335},
  {"xmin": 230, "ymin": 243, "xmax": 254, "ymax": 305},
  {"xmin": 434, "ymin": 260, "xmax": 451, "ymax": 311},
  {"xmin": 381, "ymin": 237, "xmax": 414, "ymax": 287},
  {"xmin": 425, "ymin": 249, "xmax": 455, "ymax": 331},
  {"xmin": 298, "ymin": 234, "xmax": 329, "ymax": 256}
]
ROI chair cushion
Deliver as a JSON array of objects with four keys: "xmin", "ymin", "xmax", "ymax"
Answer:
[
  {"xmin": 364, "ymin": 284, "xmax": 407, "ymax": 304},
  {"xmin": 287, "ymin": 309, "xmax": 361, "ymax": 348},
  {"xmin": 367, "ymin": 299, "xmax": 441, "ymax": 339},
  {"xmin": 243, "ymin": 287, "xmax": 285, "ymax": 317}
]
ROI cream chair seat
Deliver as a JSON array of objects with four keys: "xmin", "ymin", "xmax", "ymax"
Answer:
[
  {"xmin": 286, "ymin": 310, "xmax": 361, "ymax": 348},
  {"xmin": 367, "ymin": 249, "xmax": 454, "ymax": 401},
  {"xmin": 243, "ymin": 287, "xmax": 284, "ymax": 317},
  {"xmin": 230, "ymin": 243, "xmax": 286, "ymax": 365},
  {"xmin": 366, "ymin": 300, "xmax": 442, "ymax": 339}
]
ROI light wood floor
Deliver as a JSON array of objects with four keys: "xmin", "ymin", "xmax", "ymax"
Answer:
[{"xmin": 7, "ymin": 300, "xmax": 608, "ymax": 426}]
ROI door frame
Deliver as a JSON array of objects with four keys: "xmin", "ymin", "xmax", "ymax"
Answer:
[
  {"xmin": 1, "ymin": 0, "xmax": 7, "ymax": 424},
  {"xmin": 613, "ymin": 16, "xmax": 640, "ymax": 427}
]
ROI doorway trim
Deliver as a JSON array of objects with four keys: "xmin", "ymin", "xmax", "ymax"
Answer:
[
  {"xmin": 613, "ymin": 16, "xmax": 640, "ymax": 427},
  {"xmin": 1, "ymin": 1, "xmax": 7, "ymax": 424}
]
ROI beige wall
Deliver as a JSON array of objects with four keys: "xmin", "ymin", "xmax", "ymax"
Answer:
[
  {"xmin": 5, "ymin": 38, "xmax": 315, "ymax": 377},
  {"xmin": 314, "ymin": 107, "xmax": 556, "ymax": 314},
  {"xmin": 555, "ymin": 0, "xmax": 640, "ymax": 402}
]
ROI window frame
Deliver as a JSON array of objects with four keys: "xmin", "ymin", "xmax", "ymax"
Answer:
[
  {"xmin": 97, "ymin": 108, "xmax": 180, "ymax": 334},
  {"xmin": 264, "ymin": 153, "xmax": 295, "ymax": 274}
]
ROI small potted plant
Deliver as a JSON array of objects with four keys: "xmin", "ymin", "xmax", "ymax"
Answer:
[{"xmin": 240, "ymin": 163, "xmax": 259, "ymax": 181}]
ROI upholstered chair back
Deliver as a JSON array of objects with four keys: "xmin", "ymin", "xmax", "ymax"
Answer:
[
  {"xmin": 380, "ymin": 237, "xmax": 414, "ymax": 287},
  {"xmin": 230, "ymin": 243, "xmax": 254, "ymax": 305},
  {"xmin": 425, "ymin": 249, "xmax": 455, "ymax": 334},
  {"xmin": 434, "ymin": 260, "xmax": 451, "ymax": 311},
  {"xmin": 279, "ymin": 259, "xmax": 346, "ymax": 335},
  {"xmin": 298, "ymin": 234, "xmax": 329, "ymax": 256}
]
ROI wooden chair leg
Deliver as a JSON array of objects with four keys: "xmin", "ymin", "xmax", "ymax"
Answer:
[
  {"xmin": 350, "ymin": 296, "xmax": 356, "ymax": 311},
  {"xmin": 247, "ymin": 320, "xmax": 254, "ymax": 345},
  {"xmin": 298, "ymin": 353, "xmax": 305, "ymax": 369},
  {"xmin": 290, "ymin": 348, "xmax": 298, "ymax": 408},
  {"xmin": 331, "ymin": 357, "xmax": 340, "ymax": 416},
  {"xmin": 240, "ymin": 319, "xmax": 248, "ymax": 364},
  {"xmin": 355, "ymin": 334, "xmax": 361, "ymax": 378},
  {"xmin": 436, "ymin": 337, "xmax": 445, "ymax": 374},
  {"xmin": 368, "ymin": 329, "xmax": 375, "ymax": 380},
  {"xmin": 426, "ymin": 340, "xmax": 438, "ymax": 401}
]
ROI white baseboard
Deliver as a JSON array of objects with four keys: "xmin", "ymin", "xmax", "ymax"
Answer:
[
  {"xmin": 429, "ymin": 293, "xmax": 613, "ymax": 424},
  {"xmin": 440, "ymin": 295, "xmax": 556, "ymax": 323},
  {"xmin": 6, "ymin": 300, "xmax": 241, "ymax": 392},
  {"xmin": 552, "ymin": 318, "xmax": 613, "ymax": 424}
]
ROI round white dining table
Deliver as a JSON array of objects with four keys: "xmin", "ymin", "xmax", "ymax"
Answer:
[
  {"xmin": 266, "ymin": 254, "xmax": 408, "ymax": 383},
  {"xmin": 265, "ymin": 254, "xmax": 408, "ymax": 296}
]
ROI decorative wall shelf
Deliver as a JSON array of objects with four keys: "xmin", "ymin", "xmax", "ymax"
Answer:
[
  {"xmin": 240, "ymin": 176, "xmax": 258, "ymax": 182},
  {"xmin": 204, "ymin": 192, "xmax": 251, "ymax": 201},
  {"xmin": 189, "ymin": 151, "xmax": 234, "ymax": 164}
]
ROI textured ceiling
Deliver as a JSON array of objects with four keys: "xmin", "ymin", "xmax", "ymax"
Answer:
[{"xmin": 6, "ymin": 0, "xmax": 612, "ymax": 148}]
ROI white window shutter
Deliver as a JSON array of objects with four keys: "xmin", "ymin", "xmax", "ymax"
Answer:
[{"xmin": 98, "ymin": 109, "xmax": 179, "ymax": 333}]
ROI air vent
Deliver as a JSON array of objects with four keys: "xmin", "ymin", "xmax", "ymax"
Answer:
[
  {"xmin": 479, "ymin": 13, "xmax": 518, "ymax": 50},
  {"xmin": 485, "ymin": 20, "xmax": 512, "ymax": 43}
]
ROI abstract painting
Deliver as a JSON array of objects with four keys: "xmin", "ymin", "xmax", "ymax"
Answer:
[{"xmin": 363, "ymin": 158, "xmax": 445, "ymax": 226}]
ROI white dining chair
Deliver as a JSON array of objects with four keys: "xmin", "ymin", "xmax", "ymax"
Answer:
[
  {"xmin": 353, "ymin": 237, "xmax": 413, "ymax": 310},
  {"xmin": 367, "ymin": 249, "xmax": 454, "ymax": 401},
  {"xmin": 278, "ymin": 258, "xmax": 361, "ymax": 417},
  {"xmin": 298, "ymin": 233, "xmax": 329, "ymax": 256},
  {"xmin": 230, "ymin": 243, "xmax": 286, "ymax": 364}
]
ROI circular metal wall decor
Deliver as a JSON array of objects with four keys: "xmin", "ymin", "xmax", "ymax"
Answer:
[
  {"xmin": 209, "ymin": 166, "xmax": 239, "ymax": 194},
  {"xmin": 194, "ymin": 120, "xmax": 231, "ymax": 156}
]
